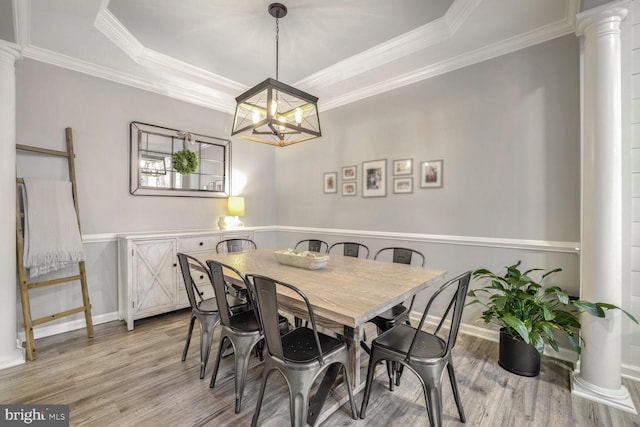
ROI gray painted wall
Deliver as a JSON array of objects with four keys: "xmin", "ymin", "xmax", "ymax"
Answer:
[
  {"xmin": 16, "ymin": 59, "xmax": 277, "ymax": 234},
  {"xmin": 275, "ymin": 35, "xmax": 582, "ymax": 354},
  {"xmin": 275, "ymin": 35, "xmax": 580, "ymax": 242},
  {"xmin": 14, "ymin": 59, "xmax": 277, "ymax": 330}
]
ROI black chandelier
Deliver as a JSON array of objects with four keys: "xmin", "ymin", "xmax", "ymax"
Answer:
[{"xmin": 231, "ymin": 3, "xmax": 321, "ymax": 147}]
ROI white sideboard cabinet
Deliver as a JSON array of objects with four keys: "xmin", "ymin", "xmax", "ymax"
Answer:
[{"xmin": 118, "ymin": 230, "xmax": 253, "ymax": 330}]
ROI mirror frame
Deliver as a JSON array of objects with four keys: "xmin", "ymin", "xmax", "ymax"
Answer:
[{"xmin": 129, "ymin": 121, "xmax": 231, "ymax": 198}]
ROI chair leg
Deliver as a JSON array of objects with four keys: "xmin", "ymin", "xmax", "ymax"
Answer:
[
  {"xmin": 198, "ymin": 314, "xmax": 219, "ymax": 379},
  {"xmin": 209, "ymin": 335, "xmax": 229, "ymax": 389},
  {"xmin": 289, "ymin": 380, "xmax": 311, "ymax": 427},
  {"xmin": 181, "ymin": 314, "xmax": 196, "ymax": 361},
  {"xmin": 340, "ymin": 361, "xmax": 359, "ymax": 420},
  {"xmin": 386, "ymin": 361, "xmax": 396, "ymax": 391},
  {"xmin": 251, "ymin": 366, "xmax": 274, "ymax": 427},
  {"xmin": 396, "ymin": 363, "xmax": 405, "ymax": 387},
  {"xmin": 447, "ymin": 362, "xmax": 466, "ymax": 423},
  {"xmin": 232, "ymin": 334, "xmax": 262, "ymax": 414},
  {"xmin": 359, "ymin": 352, "xmax": 382, "ymax": 419},
  {"xmin": 423, "ymin": 385, "xmax": 443, "ymax": 427},
  {"xmin": 255, "ymin": 339, "xmax": 264, "ymax": 361}
]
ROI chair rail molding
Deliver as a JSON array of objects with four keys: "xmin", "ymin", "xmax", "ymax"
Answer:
[{"xmin": 276, "ymin": 226, "xmax": 580, "ymax": 254}]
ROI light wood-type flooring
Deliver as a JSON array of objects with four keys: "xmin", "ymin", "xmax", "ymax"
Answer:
[{"xmin": 1, "ymin": 309, "xmax": 639, "ymax": 426}]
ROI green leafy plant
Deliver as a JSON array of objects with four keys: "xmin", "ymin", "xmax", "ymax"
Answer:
[
  {"xmin": 467, "ymin": 261, "xmax": 637, "ymax": 355},
  {"xmin": 173, "ymin": 149, "xmax": 199, "ymax": 174}
]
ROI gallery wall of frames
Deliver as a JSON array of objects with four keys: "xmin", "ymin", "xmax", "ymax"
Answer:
[{"xmin": 323, "ymin": 158, "xmax": 443, "ymax": 197}]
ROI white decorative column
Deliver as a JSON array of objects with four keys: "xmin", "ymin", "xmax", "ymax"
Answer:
[
  {"xmin": 0, "ymin": 44, "xmax": 23, "ymax": 369},
  {"xmin": 573, "ymin": 0, "xmax": 636, "ymax": 414}
]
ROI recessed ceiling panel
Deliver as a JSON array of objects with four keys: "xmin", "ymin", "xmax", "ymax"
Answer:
[{"xmin": 108, "ymin": 0, "xmax": 452, "ymax": 85}]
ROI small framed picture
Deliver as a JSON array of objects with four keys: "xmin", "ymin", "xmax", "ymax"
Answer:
[
  {"xmin": 393, "ymin": 177, "xmax": 413, "ymax": 194},
  {"xmin": 362, "ymin": 159, "xmax": 387, "ymax": 198},
  {"xmin": 393, "ymin": 159, "xmax": 413, "ymax": 176},
  {"xmin": 342, "ymin": 165, "xmax": 357, "ymax": 180},
  {"xmin": 323, "ymin": 172, "xmax": 337, "ymax": 193},
  {"xmin": 342, "ymin": 181, "xmax": 357, "ymax": 196},
  {"xmin": 420, "ymin": 160, "xmax": 443, "ymax": 188}
]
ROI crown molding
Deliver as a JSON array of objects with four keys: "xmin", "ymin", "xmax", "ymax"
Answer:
[
  {"xmin": 94, "ymin": 2, "xmax": 246, "ymax": 96},
  {"xmin": 21, "ymin": 46, "xmax": 236, "ymax": 113},
  {"xmin": 320, "ymin": 14, "xmax": 577, "ymax": 111},
  {"xmin": 295, "ymin": 0, "xmax": 481, "ymax": 92},
  {"xmin": 93, "ymin": 2, "xmax": 143, "ymax": 60},
  {"xmin": 15, "ymin": 0, "xmax": 580, "ymax": 116}
]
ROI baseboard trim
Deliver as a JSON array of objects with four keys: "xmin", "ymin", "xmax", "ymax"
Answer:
[
  {"xmin": 0, "ymin": 348, "xmax": 25, "ymax": 370},
  {"xmin": 17, "ymin": 312, "xmax": 120, "ymax": 342}
]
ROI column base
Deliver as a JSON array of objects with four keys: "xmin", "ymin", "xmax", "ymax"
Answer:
[{"xmin": 571, "ymin": 372, "xmax": 637, "ymax": 414}]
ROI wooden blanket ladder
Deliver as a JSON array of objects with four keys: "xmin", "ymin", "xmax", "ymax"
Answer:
[{"xmin": 16, "ymin": 127, "xmax": 94, "ymax": 360}]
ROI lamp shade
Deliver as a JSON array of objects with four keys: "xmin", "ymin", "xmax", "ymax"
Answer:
[
  {"xmin": 227, "ymin": 196, "xmax": 245, "ymax": 216},
  {"xmin": 231, "ymin": 78, "xmax": 321, "ymax": 147}
]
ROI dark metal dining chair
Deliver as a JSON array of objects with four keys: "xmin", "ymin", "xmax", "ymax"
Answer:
[
  {"xmin": 177, "ymin": 253, "xmax": 246, "ymax": 379},
  {"xmin": 216, "ymin": 238, "xmax": 257, "ymax": 299},
  {"xmin": 360, "ymin": 271, "xmax": 471, "ymax": 427},
  {"xmin": 216, "ymin": 238, "xmax": 257, "ymax": 254},
  {"xmin": 327, "ymin": 241, "xmax": 369, "ymax": 258},
  {"xmin": 207, "ymin": 260, "xmax": 264, "ymax": 413},
  {"xmin": 294, "ymin": 239, "xmax": 329, "ymax": 253},
  {"xmin": 248, "ymin": 274, "xmax": 358, "ymax": 427},
  {"xmin": 370, "ymin": 247, "xmax": 426, "ymax": 390}
]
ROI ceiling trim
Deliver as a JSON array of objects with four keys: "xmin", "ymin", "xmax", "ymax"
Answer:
[
  {"xmin": 11, "ymin": 0, "xmax": 582, "ymax": 117},
  {"xmin": 21, "ymin": 45, "xmax": 236, "ymax": 113},
  {"xmin": 94, "ymin": 2, "xmax": 247, "ymax": 95},
  {"xmin": 320, "ymin": 16, "xmax": 577, "ymax": 111},
  {"xmin": 295, "ymin": 0, "xmax": 482, "ymax": 91},
  {"xmin": 94, "ymin": 2, "xmax": 143, "ymax": 60}
]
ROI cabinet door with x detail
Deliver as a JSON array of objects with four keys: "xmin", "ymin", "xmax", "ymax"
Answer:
[{"xmin": 131, "ymin": 239, "xmax": 178, "ymax": 319}]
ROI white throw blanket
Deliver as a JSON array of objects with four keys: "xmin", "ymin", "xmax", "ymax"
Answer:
[{"xmin": 22, "ymin": 178, "xmax": 86, "ymax": 278}]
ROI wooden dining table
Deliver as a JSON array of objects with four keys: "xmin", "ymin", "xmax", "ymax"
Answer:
[
  {"xmin": 196, "ymin": 248, "xmax": 446, "ymax": 379},
  {"xmin": 194, "ymin": 248, "xmax": 446, "ymax": 423}
]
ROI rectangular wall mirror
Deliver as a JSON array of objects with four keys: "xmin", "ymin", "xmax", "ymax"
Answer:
[{"xmin": 130, "ymin": 121, "xmax": 231, "ymax": 197}]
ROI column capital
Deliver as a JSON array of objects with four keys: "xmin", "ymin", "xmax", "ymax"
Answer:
[{"xmin": 576, "ymin": 0, "xmax": 629, "ymax": 37}]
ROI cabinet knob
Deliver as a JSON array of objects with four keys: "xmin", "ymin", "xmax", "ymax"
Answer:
[
  {"xmin": 199, "ymin": 242, "xmax": 203, "ymax": 246},
  {"xmin": 200, "ymin": 275, "xmax": 204, "ymax": 280},
  {"xmin": 173, "ymin": 263, "xmax": 177, "ymax": 267}
]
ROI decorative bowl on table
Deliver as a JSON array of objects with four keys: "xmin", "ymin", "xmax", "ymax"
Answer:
[{"xmin": 274, "ymin": 249, "xmax": 330, "ymax": 270}]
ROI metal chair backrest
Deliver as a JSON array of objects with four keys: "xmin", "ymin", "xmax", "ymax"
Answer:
[
  {"xmin": 207, "ymin": 260, "xmax": 253, "ymax": 328},
  {"xmin": 216, "ymin": 238, "xmax": 257, "ymax": 254},
  {"xmin": 248, "ymin": 274, "xmax": 326, "ymax": 365},
  {"xmin": 407, "ymin": 271, "xmax": 471, "ymax": 363},
  {"xmin": 294, "ymin": 239, "xmax": 329, "ymax": 253},
  {"xmin": 374, "ymin": 247, "xmax": 425, "ymax": 266},
  {"xmin": 328, "ymin": 242, "xmax": 369, "ymax": 258},
  {"xmin": 177, "ymin": 253, "xmax": 210, "ymax": 309}
]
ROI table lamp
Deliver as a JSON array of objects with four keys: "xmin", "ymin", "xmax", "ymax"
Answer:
[{"xmin": 218, "ymin": 196, "xmax": 245, "ymax": 229}]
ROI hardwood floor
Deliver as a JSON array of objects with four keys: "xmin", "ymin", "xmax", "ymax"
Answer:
[{"xmin": 1, "ymin": 310, "xmax": 638, "ymax": 426}]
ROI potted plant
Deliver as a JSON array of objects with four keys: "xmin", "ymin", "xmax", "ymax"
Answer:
[{"xmin": 467, "ymin": 261, "xmax": 638, "ymax": 377}]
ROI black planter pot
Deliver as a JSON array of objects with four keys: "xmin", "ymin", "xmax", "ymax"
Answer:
[{"xmin": 498, "ymin": 328, "xmax": 540, "ymax": 377}]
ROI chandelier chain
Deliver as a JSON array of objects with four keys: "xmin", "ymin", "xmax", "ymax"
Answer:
[{"xmin": 275, "ymin": 17, "xmax": 280, "ymax": 80}]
